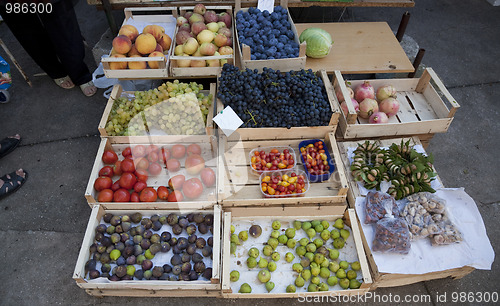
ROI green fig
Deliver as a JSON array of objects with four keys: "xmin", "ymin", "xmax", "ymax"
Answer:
[
  {"xmin": 248, "ymin": 247, "xmax": 259, "ymax": 258},
  {"xmin": 306, "ymin": 243, "xmax": 316, "ymax": 253},
  {"xmin": 327, "ymin": 276, "xmax": 338, "ymax": 286},
  {"xmin": 347, "ymin": 270, "xmax": 357, "ymax": 280},
  {"xmin": 263, "ymin": 245, "xmax": 273, "ymax": 256},
  {"xmin": 311, "ymin": 276, "xmax": 320, "ymax": 285},
  {"xmin": 230, "ymin": 225, "xmax": 235, "ymax": 234},
  {"xmin": 311, "ymin": 266, "xmax": 320, "ymax": 276},
  {"xmin": 271, "ymin": 252, "xmax": 280, "ymax": 262},
  {"xmin": 311, "ymin": 220, "xmax": 321, "ymax": 228},
  {"xmin": 109, "ymin": 249, "xmax": 121, "ymax": 261},
  {"xmin": 287, "ymin": 238, "xmax": 297, "ymax": 249},
  {"xmin": 230, "ymin": 270, "xmax": 240, "ymax": 282},
  {"xmin": 306, "ymin": 228, "xmax": 316, "ymax": 239},
  {"xmin": 286, "ymin": 284, "xmax": 296, "ymax": 293},
  {"xmin": 126, "ymin": 265, "xmax": 136, "ymax": 276},
  {"xmin": 330, "ymin": 229, "xmax": 340, "ymax": 239},
  {"xmin": 258, "ymin": 269, "xmax": 271, "ymax": 283},
  {"xmin": 321, "ymin": 220, "xmax": 330, "ymax": 230},
  {"xmin": 247, "ymin": 257, "xmax": 257, "ymax": 268},
  {"xmin": 301, "ymin": 221, "xmax": 312, "ymax": 231},
  {"xmin": 230, "ymin": 242, "xmax": 237, "ymax": 254},
  {"xmin": 339, "ymin": 260, "xmax": 349, "ymax": 270},
  {"xmin": 272, "ymin": 221, "xmax": 281, "ymax": 230},
  {"xmin": 295, "ymin": 276, "xmax": 305, "ymax": 287},
  {"xmin": 293, "ymin": 221, "xmax": 302, "ymax": 230},
  {"xmin": 238, "ymin": 231, "xmax": 248, "ymax": 241},
  {"xmin": 340, "ymin": 229, "xmax": 350, "ymax": 240},
  {"xmin": 305, "ymin": 252, "xmax": 314, "ymax": 262},
  {"xmin": 351, "ymin": 261, "xmax": 361, "ymax": 271},
  {"xmin": 334, "ymin": 218, "xmax": 344, "ymax": 229},
  {"xmin": 333, "ymin": 237, "xmax": 345, "ymax": 249},
  {"xmin": 350, "ymin": 279, "xmax": 362, "ymax": 289},
  {"xmin": 336, "ymin": 268, "xmax": 346, "ymax": 279},
  {"xmin": 267, "ymin": 261, "xmax": 277, "ymax": 272},
  {"xmin": 292, "ymin": 263, "xmax": 303, "ymax": 273},
  {"xmin": 314, "ymin": 224, "xmax": 324, "ymax": 233},
  {"xmin": 320, "ymin": 230, "xmax": 331, "ymax": 241},
  {"xmin": 339, "ymin": 278, "xmax": 350, "ymax": 289},
  {"xmin": 278, "ymin": 234, "xmax": 288, "ymax": 245},
  {"xmin": 258, "ymin": 258, "xmax": 268, "ymax": 268},
  {"xmin": 329, "ymin": 249, "xmax": 340, "ymax": 260},
  {"xmin": 314, "ymin": 253, "xmax": 325, "ymax": 265},
  {"xmin": 301, "ymin": 269, "xmax": 312, "ymax": 281},
  {"xmin": 300, "ymin": 258, "xmax": 310, "ymax": 268},
  {"xmin": 270, "ymin": 230, "xmax": 280, "ymax": 239},
  {"xmin": 299, "ymin": 238, "xmax": 309, "ymax": 246},
  {"xmin": 313, "ymin": 238, "xmax": 323, "ymax": 248},
  {"xmin": 266, "ymin": 281, "xmax": 275, "ymax": 292},
  {"xmin": 318, "ymin": 282, "xmax": 329, "ymax": 291},
  {"xmin": 285, "ymin": 228, "xmax": 296, "ymax": 239},
  {"xmin": 239, "ymin": 283, "xmax": 252, "ymax": 293},
  {"xmin": 329, "ymin": 261, "xmax": 340, "ymax": 273},
  {"xmin": 296, "ymin": 246, "xmax": 306, "ymax": 257},
  {"xmin": 285, "ymin": 252, "xmax": 295, "ymax": 263},
  {"xmin": 268, "ymin": 238, "xmax": 279, "ymax": 250},
  {"xmin": 308, "ymin": 283, "xmax": 318, "ymax": 292},
  {"xmin": 230, "ymin": 234, "xmax": 240, "ymax": 245},
  {"xmin": 320, "ymin": 267, "xmax": 330, "ymax": 278}
]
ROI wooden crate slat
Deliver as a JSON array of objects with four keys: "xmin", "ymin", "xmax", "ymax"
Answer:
[
  {"xmin": 394, "ymin": 91, "xmax": 419, "ymax": 122},
  {"xmin": 406, "ymin": 91, "xmax": 439, "ymax": 121}
]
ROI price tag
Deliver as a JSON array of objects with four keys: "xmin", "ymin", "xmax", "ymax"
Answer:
[
  {"xmin": 213, "ymin": 106, "xmax": 244, "ymax": 137},
  {"xmin": 257, "ymin": 0, "xmax": 274, "ymax": 13}
]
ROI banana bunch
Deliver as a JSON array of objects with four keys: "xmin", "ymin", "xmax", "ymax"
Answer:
[
  {"xmin": 350, "ymin": 140, "xmax": 437, "ymax": 200},
  {"xmin": 350, "ymin": 141, "xmax": 390, "ymax": 190}
]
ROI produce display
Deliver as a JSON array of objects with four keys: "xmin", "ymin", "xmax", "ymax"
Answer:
[
  {"xmin": 401, "ymin": 192, "xmax": 462, "ymax": 244},
  {"xmin": 84, "ymin": 212, "xmax": 214, "ymax": 281},
  {"xmin": 236, "ymin": 6, "xmax": 300, "ymax": 60},
  {"xmin": 350, "ymin": 140, "xmax": 436, "ymax": 199},
  {"xmin": 336, "ymin": 81, "xmax": 401, "ymax": 124},
  {"xmin": 229, "ymin": 218, "xmax": 363, "ymax": 294},
  {"xmin": 250, "ymin": 147, "xmax": 296, "ymax": 174},
  {"xmin": 110, "ymin": 24, "xmax": 172, "ymax": 70},
  {"xmin": 260, "ymin": 170, "xmax": 308, "ymax": 198},
  {"xmin": 218, "ymin": 64, "xmax": 332, "ymax": 128},
  {"xmin": 105, "ymin": 80, "xmax": 212, "ymax": 136},
  {"xmin": 173, "ymin": 4, "xmax": 234, "ymax": 68},
  {"xmin": 93, "ymin": 143, "xmax": 216, "ymax": 202},
  {"xmin": 299, "ymin": 140, "xmax": 334, "ymax": 182},
  {"xmin": 299, "ymin": 27, "xmax": 333, "ymax": 59}
]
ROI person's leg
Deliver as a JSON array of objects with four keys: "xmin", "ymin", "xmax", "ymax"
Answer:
[
  {"xmin": 38, "ymin": 0, "xmax": 92, "ymax": 87},
  {"xmin": 0, "ymin": 6, "xmax": 70, "ymax": 85}
]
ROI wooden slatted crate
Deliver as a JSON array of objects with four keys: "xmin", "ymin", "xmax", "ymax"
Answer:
[
  {"xmin": 216, "ymin": 69, "xmax": 340, "ymax": 141},
  {"xmin": 85, "ymin": 135, "xmax": 218, "ymax": 210},
  {"xmin": 169, "ymin": 6, "xmax": 235, "ymax": 77},
  {"xmin": 98, "ymin": 83, "xmax": 216, "ymax": 139},
  {"xmin": 234, "ymin": 0, "xmax": 307, "ymax": 71},
  {"xmin": 217, "ymin": 132, "xmax": 348, "ymax": 207},
  {"xmin": 336, "ymin": 137, "xmax": 474, "ymax": 288},
  {"xmin": 73, "ymin": 205, "xmax": 222, "ymax": 297},
  {"xmin": 220, "ymin": 206, "xmax": 372, "ymax": 297},
  {"xmin": 101, "ymin": 8, "xmax": 177, "ymax": 79},
  {"xmin": 333, "ymin": 68, "xmax": 460, "ymax": 139}
]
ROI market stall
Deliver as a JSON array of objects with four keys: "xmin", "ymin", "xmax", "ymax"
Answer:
[{"xmin": 74, "ymin": 1, "xmax": 494, "ymax": 298}]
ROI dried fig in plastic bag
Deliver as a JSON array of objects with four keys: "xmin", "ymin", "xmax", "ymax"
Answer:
[{"xmin": 364, "ymin": 191, "xmax": 399, "ymax": 224}]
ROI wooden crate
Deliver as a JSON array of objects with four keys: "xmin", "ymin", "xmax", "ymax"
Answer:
[
  {"xmin": 336, "ymin": 137, "xmax": 474, "ymax": 288},
  {"xmin": 73, "ymin": 205, "xmax": 222, "ymax": 297},
  {"xmin": 333, "ymin": 68, "xmax": 460, "ymax": 139},
  {"xmin": 217, "ymin": 132, "xmax": 349, "ymax": 207},
  {"xmin": 169, "ymin": 6, "xmax": 235, "ymax": 77},
  {"xmin": 234, "ymin": 0, "xmax": 307, "ymax": 71},
  {"xmin": 216, "ymin": 69, "xmax": 340, "ymax": 141},
  {"xmin": 85, "ymin": 135, "xmax": 218, "ymax": 209},
  {"xmin": 101, "ymin": 8, "xmax": 177, "ymax": 79},
  {"xmin": 98, "ymin": 83, "xmax": 216, "ymax": 138},
  {"xmin": 220, "ymin": 206, "xmax": 372, "ymax": 297}
]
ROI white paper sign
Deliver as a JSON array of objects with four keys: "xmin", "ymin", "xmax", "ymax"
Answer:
[
  {"xmin": 257, "ymin": 0, "xmax": 274, "ymax": 13},
  {"xmin": 213, "ymin": 106, "xmax": 243, "ymax": 137}
]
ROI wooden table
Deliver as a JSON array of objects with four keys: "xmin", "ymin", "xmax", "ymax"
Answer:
[{"xmin": 295, "ymin": 22, "xmax": 414, "ymax": 74}]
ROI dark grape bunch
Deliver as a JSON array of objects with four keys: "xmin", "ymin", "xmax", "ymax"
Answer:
[
  {"xmin": 236, "ymin": 6, "xmax": 299, "ymax": 60},
  {"xmin": 217, "ymin": 64, "xmax": 333, "ymax": 129}
]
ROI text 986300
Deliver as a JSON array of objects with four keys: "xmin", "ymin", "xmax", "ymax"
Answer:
[{"xmin": 5, "ymin": 2, "xmax": 52, "ymax": 14}]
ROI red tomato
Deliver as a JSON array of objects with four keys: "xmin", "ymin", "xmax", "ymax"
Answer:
[
  {"xmin": 111, "ymin": 181, "xmax": 120, "ymax": 191},
  {"xmin": 149, "ymin": 162, "xmax": 163, "ymax": 176},
  {"xmin": 114, "ymin": 188, "xmax": 131, "ymax": 202},
  {"xmin": 171, "ymin": 144, "xmax": 186, "ymax": 159},
  {"xmin": 200, "ymin": 168, "xmax": 216, "ymax": 187},
  {"xmin": 133, "ymin": 181, "xmax": 147, "ymax": 193},
  {"xmin": 134, "ymin": 157, "xmax": 149, "ymax": 170},
  {"xmin": 167, "ymin": 190, "xmax": 184, "ymax": 202},
  {"xmin": 99, "ymin": 166, "xmax": 114, "ymax": 177},
  {"xmin": 121, "ymin": 158, "xmax": 135, "ymax": 173},
  {"xmin": 182, "ymin": 178, "xmax": 204, "ymax": 200},
  {"xmin": 113, "ymin": 160, "xmax": 123, "ymax": 176},
  {"xmin": 119, "ymin": 172, "xmax": 137, "ymax": 190},
  {"xmin": 168, "ymin": 174, "xmax": 185, "ymax": 190},
  {"xmin": 157, "ymin": 186, "xmax": 169, "ymax": 200},
  {"xmin": 166, "ymin": 159, "xmax": 181, "ymax": 172},
  {"xmin": 132, "ymin": 145, "xmax": 146, "ymax": 158},
  {"xmin": 139, "ymin": 187, "xmax": 158, "ymax": 202},
  {"xmin": 160, "ymin": 147, "xmax": 171, "ymax": 164},
  {"xmin": 97, "ymin": 189, "xmax": 113, "ymax": 202},
  {"xmin": 130, "ymin": 192, "xmax": 140, "ymax": 202},
  {"xmin": 122, "ymin": 147, "xmax": 132, "ymax": 158},
  {"xmin": 94, "ymin": 176, "xmax": 112, "ymax": 191},
  {"xmin": 187, "ymin": 144, "xmax": 202, "ymax": 156},
  {"xmin": 148, "ymin": 151, "xmax": 159, "ymax": 163},
  {"xmin": 146, "ymin": 144, "xmax": 160, "ymax": 155},
  {"xmin": 135, "ymin": 169, "xmax": 149, "ymax": 182},
  {"xmin": 102, "ymin": 150, "xmax": 118, "ymax": 164}
]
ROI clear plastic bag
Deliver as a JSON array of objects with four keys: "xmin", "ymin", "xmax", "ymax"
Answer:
[
  {"xmin": 364, "ymin": 191, "xmax": 399, "ymax": 224},
  {"xmin": 372, "ymin": 217, "xmax": 411, "ymax": 254},
  {"xmin": 431, "ymin": 212, "xmax": 463, "ymax": 246},
  {"xmin": 405, "ymin": 192, "xmax": 446, "ymax": 214},
  {"xmin": 400, "ymin": 193, "xmax": 443, "ymax": 240}
]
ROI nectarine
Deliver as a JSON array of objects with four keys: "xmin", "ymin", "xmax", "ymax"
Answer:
[
  {"xmin": 158, "ymin": 34, "xmax": 172, "ymax": 52},
  {"xmin": 143, "ymin": 24, "xmax": 165, "ymax": 41},
  {"xmin": 112, "ymin": 35, "xmax": 132, "ymax": 55},
  {"xmin": 135, "ymin": 33, "xmax": 157, "ymax": 55},
  {"xmin": 118, "ymin": 25, "xmax": 139, "ymax": 42}
]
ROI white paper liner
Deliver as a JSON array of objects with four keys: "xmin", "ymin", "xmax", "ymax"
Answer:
[
  {"xmin": 230, "ymin": 218, "xmax": 363, "ymax": 294},
  {"xmin": 355, "ymin": 188, "xmax": 495, "ymax": 274}
]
